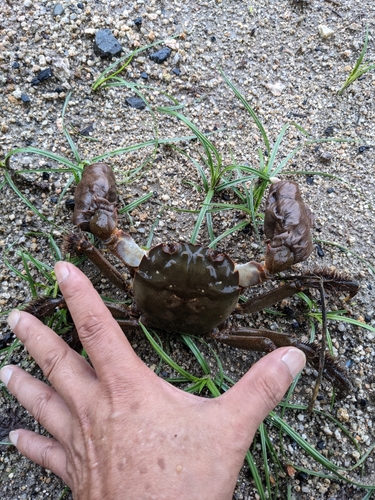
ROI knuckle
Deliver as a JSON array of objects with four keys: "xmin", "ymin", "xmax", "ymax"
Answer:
[
  {"xmin": 40, "ymin": 439, "xmax": 60, "ymax": 470},
  {"xmin": 42, "ymin": 346, "xmax": 70, "ymax": 379},
  {"xmin": 251, "ymin": 370, "xmax": 283, "ymax": 409},
  {"xmin": 78, "ymin": 315, "xmax": 111, "ymax": 346},
  {"xmin": 31, "ymin": 391, "xmax": 55, "ymax": 422}
]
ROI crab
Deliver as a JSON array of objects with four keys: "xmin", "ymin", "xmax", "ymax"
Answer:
[{"xmin": 28, "ymin": 163, "xmax": 359, "ymax": 396}]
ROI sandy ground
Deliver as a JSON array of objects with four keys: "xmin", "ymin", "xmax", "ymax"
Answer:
[{"xmin": 0, "ymin": 0, "xmax": 375, "ymax": 498}]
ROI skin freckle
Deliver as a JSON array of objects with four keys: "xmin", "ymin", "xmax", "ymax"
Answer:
[{"xmin": 157, "ymin": 457, "xmax": 165, "ymax": 470}]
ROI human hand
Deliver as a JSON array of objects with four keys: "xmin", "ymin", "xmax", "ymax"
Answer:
[{"xmin": 1, "ymin": 262, "xmax": 306, "ymax": 500}]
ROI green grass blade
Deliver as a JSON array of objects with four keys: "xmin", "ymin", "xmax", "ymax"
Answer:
[
  {"xmin": 141, "ymin": 324, "xmax": 199, "ymax": 381},
  {"xmin": 246, "ymin": 450, "xmax": 267, "ymax": 500},
  {"xmin": 220, "ymin": 69, "xmax": 270, "ymax": 154},
  {"xmin": 118, "ymin": 192, "xmax": 153, "ymax": 214},
  {"xmin": 190, "ymin": 189, "xmax": 214, "ymax": 244},
  {"xmin": 4, "ymin": 147, "xmax": 78, "ymax": 170},
  {"xmin": 3, "ymin": 171, "xmax": 57, "ymax": 226},
  {"xmin": 208, "ymin": 220, "xmax": 249, "ymax": 248},
  {"xmin": 182, "ymin": 335, "xmax": 211, "ymax": 375}
]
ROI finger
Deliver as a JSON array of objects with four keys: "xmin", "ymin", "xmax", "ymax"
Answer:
[
  {"xmin": 1, "ymin": 365, "xmax": 71, "ymax": 443},
  {"xmin": 7, "ymin": 310, "xmax": 97, "ymax": 404},
  {"xmin": 8, "ymin": 429, "xmax": 69, "ymax": 486},
  {"xmin": 221, "ymin": 347, "xmax": 305, "ymax": 442},
  {"xmin": 54, "ymin": 261, "xmax": 144, "ymax": 378}
]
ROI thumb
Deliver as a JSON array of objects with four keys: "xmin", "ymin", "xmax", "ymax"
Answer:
[{"xmin": 221, "ymin": 347, "xmax": 306, "ymax": 438}]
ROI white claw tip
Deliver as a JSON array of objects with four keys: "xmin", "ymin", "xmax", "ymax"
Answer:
[{"xmin": 269, "ymin": 177, "xmax": 281, "ymax": 184}]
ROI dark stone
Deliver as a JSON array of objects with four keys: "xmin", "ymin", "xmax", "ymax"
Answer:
[
  {"xmin": 38, "ymin": 68, "xmax": 53, "ymax": 81},
  {"xmin": 210, "ymin": 36, "xmax": 216, "ymax": 42},
  {"xmin": 283, "ymin": 306, "xmax": 294, "ymax": 317},
  {"xmin": 323, "ymin": 125, "xmax": 334, "ymax": 136},
  {"xmin": 291, "ymin": 319, "xmax": 300, "ymax": 330},
  {"xmin": 65, "ymin": 199, "xmax": 75, "ymax": 211},
  {"xmin": 42, "ymin": 172, "xmax": 50, "ymax": 180},
  {"xmin": 359, "ymin": 398, "xmax": 367, "ymax": 407},
  {"xmin": 94, "ymin": 29, "xmax": 122, "ymax": 59},
  {"xmin": 0, "ymin": 331, "xmax": 14, "ymax": 350},
  {"xmin": 241, "ymin": 224, "xmax": 251, "ymax": 235},
  {"xmin": 365, "ymin": 315, "xmax": 372, "ymax": 323},
  {"xmin": 21, "ymin": 93, "xmax": 31, "ymax": 103},
  {"xmin": 140, "ymin": 71, "xmax": 148, "ymax": 79},
  {"xmin": 306, "ymin": 175, "xmax": 314, "ymax": 185},
  {"xmin": 326, "ymin": 187, "xmax": 335, "ymax": 194},
  {"xmin": 31, "ymin": 77, "xmax": 40, "ymax": 86},
  {"xmin": 172, "ymin": 68, "xmax": 181, "ymax": 75},
  {"xmin": 358, "ymin": 145, "xmax": 369, "ymax": 153},
  {"xmin": 134, "ymin": 17, "xmax": 142, "ymax": 28},
  {"xmin": 149, "ymin": 47, "xmax": 172, "ymax": 64},
  {"xmin": 125, "ymin": 96, "xmax": 147, "ymax": 110},
  {"xmin": 77, "ymin": 3, "xmax": 84, "ymax": 8},
  {"xmin": 80, "ymin": 124, "xmax": 94, "ymax": 136},
  {"xmin": 50, "ymin": 197, "xmax": 58, "ymax": 203},
  {"xmin": 55, "ymin": 86, "xmax": 64, "ymax": 93},
  {"xmin": 12, "ymin": 61, "xmax": 20, "ymax": 69},
  {"xmin": 316, "ymin": 441, "xmax": 325, "ymax": 450},
  {"xmin": 53, "ymin": 3, "xmax": 64, "ymax": 16},
  {"xmin": 316, "ymin": 244, "xmax": 324, "ymax": 258}
]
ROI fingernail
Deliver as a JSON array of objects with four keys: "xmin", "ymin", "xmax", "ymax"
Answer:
[
  {"xmin": 281, "ymin": 348, "xmax": 306, "ymax": 379},
  {"xmin": 9, "ymin": 431, "xmax": 18, "ymax": 446},
  {"xmin": 7, "ymin": 310, "xmax": 20, "ymax": 331},
  {"xmin": 0, "ymin": 366, "xmax": 13, "ymax": 387},
  {"xmin": 55, "ymin": 261, "xmax": 70, "ymax": 284}
]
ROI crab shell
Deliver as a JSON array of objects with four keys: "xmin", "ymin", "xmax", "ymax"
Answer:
[{"xmin": 132, "ymin": 242, "xmax": 241, "ymax": 336}]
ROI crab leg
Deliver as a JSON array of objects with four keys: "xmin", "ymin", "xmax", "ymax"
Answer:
[
  {"xmin": 63, "ymin": 233, "xmax": 129, "ymax": 290},
  {"xmin": 238, "ymin": 281, "xmax": 303, "ymax": 314},
  {"xmin": 214, "ymin": 327, "xmax": 351, "ymax": 395}
]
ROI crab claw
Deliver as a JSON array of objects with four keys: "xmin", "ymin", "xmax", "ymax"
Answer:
[
  {"xmin": 264, "ymin": 180, "xmax": 315, "ymax": 273},
  {"xmin": 73, "ymin": 163, "xmax": 117, "ymax": 232}
]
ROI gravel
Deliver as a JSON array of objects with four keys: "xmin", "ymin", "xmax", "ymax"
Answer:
[{"xmin": 0, "ymin": 0, "xmax": 374, "ymax": 498}]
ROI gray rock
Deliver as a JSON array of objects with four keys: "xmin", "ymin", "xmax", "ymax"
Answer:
[
  {"xmin": 94, "ymin": 29, "xmax": 122, "ymax": 59},
  {"xmin": 53, "ymin": 3, "xmax": 64, "ymax": 17},
  {"xmin": 125, "ymin": 96, "xmax": 147, "ymax": 110},
  {"xmin": 149, "ymin": 47, "xmax": 172, "ymax": 64}
]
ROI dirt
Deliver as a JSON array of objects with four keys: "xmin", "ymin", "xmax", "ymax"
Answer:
[{"xmin": 0, "ymin": 0, "xmax": 374, "ymax": 498}]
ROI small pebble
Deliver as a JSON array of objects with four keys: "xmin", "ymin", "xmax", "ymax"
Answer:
[
  {"xmin": 125, "ymin": 97, "xmax": 147, "ymax": 110},
  {"xmin": 21, "ymin": 93, "xmax": 31, "ymax": 103},
  {"xmin": 94, "ymin": 29, "xmax": 122, "ymax": 59},
  {"xmin": 318, "ymin": 25, "xmax": 335, "ymax": 39},
  {"xmin": 149, "ymin": 47, "xmax": 172, "ymax": 64},
  {"xmin": 53, "ymin": 3, "xmax": 64, "ymax": 17},
  {"xmin": 306, "ymin": 175, "xmax": 314, "ymax": 185},
  {"xmin": 316, "ymin": 243, "xmax": 324, "ymax": 257},
  {"xmin": 38, "ymin": 68, "xmax": 53, "ymax": 82}
]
